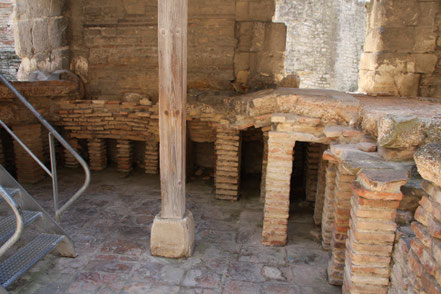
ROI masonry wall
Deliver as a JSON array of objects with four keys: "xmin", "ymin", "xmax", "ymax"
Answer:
[
  {"xmin": 0, "ymin": 0, "xmax": 20, "ymax": 80},
  {"xmin": 275, "ymin": 0, "xmax": 367, "ymax": 92},
  {"xmin": 68, "ymin": 0, "xmax": 286, "ymax": 100},
  {"xmin": 359, "ymin": 0, "xmax": 441, "ymax": 98}
]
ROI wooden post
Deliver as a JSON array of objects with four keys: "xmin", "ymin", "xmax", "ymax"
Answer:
[
  {"xmin": 158, "ymin": 0, "xmax": 187, "ymax": 219},
  {"xmin": 150, "ymin": 0, "xmax": 194, "ymax": 258}
]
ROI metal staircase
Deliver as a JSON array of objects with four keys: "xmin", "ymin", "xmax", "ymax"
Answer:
[{"xmin": 0, "ymin": 73, "xmax": 90, "ymax": 293}]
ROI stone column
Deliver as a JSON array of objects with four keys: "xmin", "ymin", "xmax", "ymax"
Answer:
[
  {"xmin": 262, "ymin": 131, "xmax": 295, "ymax": 246},
  {"xmin": 145, "ymin": 140, "xmax": 159, "ymax": 175},
  {"xmin": 260, "ymin": 130, "xmax": 269, "ymax": 202},
  {"xmin": 328, "ymin": 163, "xmax": 356, "ymax": 285},
  {"xmin": 321, "ymin": 162, "xmax": 337, "ymax": 250},
  {"xmin": 313, "ymin": 159, "xmax": 328, "ymax": 225},
  {"xmin": 88, "ymin": 138, "xmax": 107, "ymax": 171},
  {"xmin": 407, "ymin": 144, "xmax": 441, "ymax": 293},
  {"xmin": 150, "ymin": 0, "xmax": 194, "ymax": 259},
  {"xmin": 215, "ymin": 127, "xmax": 241, "ymax": 201},
  {"xmin": 12, "ymin": 124, "xmax": 45, "ymax": 183},
  {"xmin": 343, "ymin": 169, "xmax": 407, "ymax": 294},
  {"xmin": 116, "ymin": 140, "xmax": 133, "ymax": 173},
  {"xmin": 64, "ymin": 137, "xmax": 80, "ymax": 168}
]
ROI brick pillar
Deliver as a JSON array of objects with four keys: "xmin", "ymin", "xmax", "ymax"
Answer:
[
  {"xmin": 12, "ymin": 124, "xmax": 45, "ymax": 183},
  {"xmin": 116, "ymin": 140, "xmax": 133, "ymax": 173},
  {"xmin": 215, "ymin": 127, "xmax": 241, "ymax": 201},
  {"xmin": 321, "ymin": 162, "xmax": 337, "ymax": 250},
  {"xmin": 262, "ymin": 132, "xmax": 295, "ymax": 246},
  {"xmin": 64, "ymin": 138, "xmax": 80, "ymax": 168},
  {"xmin": 305, "ymin": 143, "xmax": 323, "ymax": 202},
  {"xmin": 313, "ymin": 159, "xmax": 328, "ymax": 225},
  {"xmin": 328, "ymin": 163, "xmax": 356, "ymax": 285},
  {"xmin": 0, "ymin": 136, "xmax": 4, "ymax": 166},
  {"xmin": 88, "ymin": 138, "xmax": 107, "ymax": 171},
  {"xmin": 343, "ymin": 169, "xmax": 407, "ymax": 294},
  {"xmin": 145, "ymin": 141, "xmax": 159, "ymax": 175},
  {"xmin": 260, "ymin": 130, "xmax": 269, "ymax": 202},
  {"xmin": 408, "ymin": 144, "xmax": 441, "ymax": 293}
]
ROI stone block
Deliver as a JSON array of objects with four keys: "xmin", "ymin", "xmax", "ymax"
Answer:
[{"xmin": 415, "ymin": 144, "xmax": 441, "ymax": 187}]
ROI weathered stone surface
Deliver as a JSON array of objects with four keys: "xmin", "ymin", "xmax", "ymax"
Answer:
[
  {"xmin": 415, "ymin": 144, "xmax": 441, "ymax": 187},
  {"xmin": 378, "ymin": 115, "xmax": 425, "ymax": 149}
]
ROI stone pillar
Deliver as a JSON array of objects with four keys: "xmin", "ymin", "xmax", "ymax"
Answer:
[
  {"xmin": 342, "ymin": 169, "xmax": 407, "ymax": 294},
  {"xmin": 150, "ymin": 0, "xmax": 194, "ymax": 259},
  {"xmin": 328, "ymin": 163, "xmax": 356, "ymax": 285},
  {"xmin": 313, "ymin": 159, "xmax": 328, "ymax": 225},
  {"xmin": 260, "ymin": 130, "xmax": 269, "ymax": 202},
  {"xmin": 12, "ymin": 124, "xmax": 45, "ymax": 183},
  {"xmin": 145, "ymin": 141, "xmax": 159, "ymax": 175},
  {"xmin": 305, "ymin": 143, "xmax": 323, "ymax": 202},
  {"xmin": 321, "ymin": 162, "xmax": 337, "ymax": 250},
  {"xmin": 88, "ymin": 138, "xmax": 107, "ymax": 171},
  {"xmin": 64, "ymin": 138, "xmax": 80, "ymax": 168},
  {"xmin": 262, "ymin": 131, "xmax": 295, "ymax": 246},
  {"xmin": 116, "ymin": 140, "xmax": 133, "ymax": 173},
  {"xmin": 407, "ymin": 144, "xmax": 441, "ymax": 293},
  {"xmin": 215, "ymin": 127, "xmax": 241, "ymax": 201}
]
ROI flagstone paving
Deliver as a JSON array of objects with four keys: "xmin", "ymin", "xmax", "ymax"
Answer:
[{"xmin": 8, "ymin": 168, "xmax": 340, "ymax": 294}]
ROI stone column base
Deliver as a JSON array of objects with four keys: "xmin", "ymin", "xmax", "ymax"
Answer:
[{"xmin": 150, "ymin": 210, "xmax": 195, "ymax": 258}]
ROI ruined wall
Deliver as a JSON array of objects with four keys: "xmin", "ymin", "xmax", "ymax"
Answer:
[
  {"xmin": 68, "ymin": 0, "xmax": 286, "ymax": 100},
  {"xmin": 13, "ymin": 0, "xmax": 70, "ymax": 80},
  {"xmin": 359, "ymin": 0, "xmax": 441, "ymax": 98},
  {"xmin": 275, "ymin": 0, "xmax": 367, "ymax": 92},
  {"xmin": 0, "ymin": 0, "xmax": 20, "ymax": 80}
]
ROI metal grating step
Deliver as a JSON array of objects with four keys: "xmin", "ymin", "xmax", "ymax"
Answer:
[
  {"xmin": 0, "ymin": 189, "xmax": 20, "ymax": 205},
  {"xmin": 0, "ymin": 211, "xmax": 42, "ymax": 244},
  {"xmin": 0, "ymin": 234, "xmax": 64, "ymax": 288}
]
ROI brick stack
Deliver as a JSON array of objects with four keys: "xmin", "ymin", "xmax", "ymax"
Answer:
[
  {"xmin": 88, "ymin": 138, "xmax": 107, "ymax": 171},
  {"xmin": 313, "ymin": 159, "xmax": 328, "ymax": 225},
  {"xmin": 305, "ymin": 143, "xmax": 324, "ymax": 202},
  {"xmin": 64, "ymin": 138, "xmax": 80, "ymax": 168},
  {"xmin": 260, "ymin": 130, "xmax": 269, "ymax": 202},
  {"xmin": 12, "ymin": 124, "xmax": 45, "ymax": 183},
  {"xmin": 321, "ymin": 162, "xmax": 337, "ymax": 250},
  {"xmin": 408, "ymin": 144, "xmax": 441, "ymax": 293},
  {"xmin": 262, "ymin": 132, "xmax": 295, "ymax": 246},
  {"xmin": 0, "ymin": 137, "xmax": 4, "ymax": 166},
  {"xmin": 215, "ymin": 127, "xmax": 241, "ymax": 201},
  {"xmin": 342, "ymin": 169, "xmax": 407, "ymax": 294},
  {"xmin": 145, "ymin": 141, "xmax": 159, "ymax": 175},
  {"xmin": 389, "ymin": 227, "xmax": 414, "ymax": 294},
  {"xmin": 116, "ymin": 140, "xmax": 133, "ymax": 173},
  {"xmin": 328, "ymin": 163, "xmax": 356, "ymax": 285}
]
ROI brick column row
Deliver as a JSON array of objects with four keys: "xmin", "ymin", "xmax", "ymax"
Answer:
[
  {"xmin": 116, "ymin": 140, "xmax": 133, "ymax": 173},
  {"xmin": 262, "ymin": 132, "xmax": 295, "ymax": 246},
  {"xmin": 145, "ymin": 141, "xmax": 159, "ymax": 175},
  {"xmin": 260, "ymin": 130, "xmax": 269, "ymax": 202},
  {"xmin": 88, "ymin": 138, "xmax": 107, "ymax": 171},
  {"xmin": 64, "ymin": 138, "xmax": 81, "ymax": 168},
  {"xmin": 321, "ymin": 162, "xmax": 337, "ymax": 249},
  {"xmin": 215, "ymin": 128, "xmax": 241, "ymax": 201},
  {"xmin": 328, "ymin": 164, "xmax": 356, "ymax": 285},
  {"xmin": 343, "ymin": 169, "xmax": 407, "ymax": 294},
  {"xmin": 313, "ymin": 159, "xmax": 328, "ymax": 225},
  {"xmin": 0, "ymin": 137, "xmax": 4, "ymax": 166},
  {"xmin": 13, "ymin": 124, "xmax": 45, "ymax": 183},
  {"xmin": 305, "ymin": 143, "xmax": 324, "ymax": 202}
]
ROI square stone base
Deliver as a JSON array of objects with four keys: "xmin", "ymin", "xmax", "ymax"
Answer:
[{"xmin": 150, "ymin": 210, "xmax": 195, "ymax": 258}]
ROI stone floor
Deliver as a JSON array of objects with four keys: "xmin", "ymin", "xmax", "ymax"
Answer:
[{"xmin": 8, "ymin": 168, "xmax": 340, "ymax": 294}]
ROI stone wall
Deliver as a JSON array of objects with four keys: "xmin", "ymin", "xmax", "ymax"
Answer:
[
  {"xmin": 0, "ymin": 0, "xmax": 20, "ymax": 80},
  {"xmin": 359, "ymin": 0, "xmax": 441, "ymax": 98},
  {"xmin": 69, "ymin": 0, "xmax": 286, "ymax": 100},
  {"xmin": 275, "ymin": 0, "xmax": 367, "ymax": 92}
]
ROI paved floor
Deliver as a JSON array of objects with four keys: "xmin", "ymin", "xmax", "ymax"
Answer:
[{"xmin": 9, "ymin": 168, "xmax": 340, "ymax": 294}]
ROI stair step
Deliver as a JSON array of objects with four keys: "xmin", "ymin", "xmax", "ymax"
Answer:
[
  {"xmin": 0, "ymin": 234, "xmax": 64, "ymax": 288},
  {"xmin": 0, "ymin": 189, "xmax": 20, "ymax": 205},
  {"xmin": 0, "ymin": 211, "xmax": 43, "ymax": 244}
]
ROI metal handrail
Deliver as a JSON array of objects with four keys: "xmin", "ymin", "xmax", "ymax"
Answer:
[
  {"xmin": 0, "ymin": 187, "xmax": 24, "ymax": 256},
  {"xmin": 0, "ymin": 73, "xmax": 90, "ymax": 221}
]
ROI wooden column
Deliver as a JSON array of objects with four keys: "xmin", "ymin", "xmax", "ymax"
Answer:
[{"xmin": 150, "ymin": 0, "xmax": 194, "ymax": 258}]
